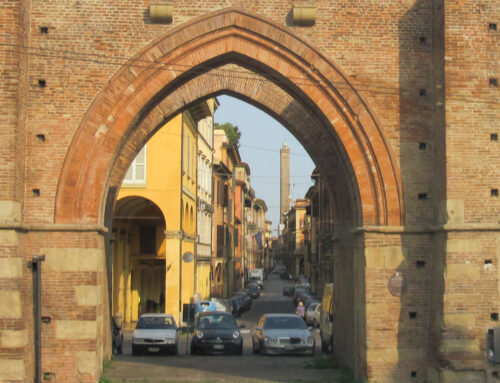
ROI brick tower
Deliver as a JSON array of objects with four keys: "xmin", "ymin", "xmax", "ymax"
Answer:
[{"xmin": 280, "ymin": 142, "xmax": 291, "ymax": 224}]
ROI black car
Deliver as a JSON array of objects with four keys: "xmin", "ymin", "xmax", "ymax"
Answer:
[
  {"xmin": 231, "ymin": 291, "xmax": 251, "ymax": 312},
  {"xmin": 280, "ymin": 271, "xmax": 292, "ymax": 280},
  {"xmin": 190, "ymin": 311, "xmax": 244, "ymax": 355},
  {"xmin": 245, "ymin": 282, "xmax": 261, "ymax": 299},
  {"xmin": 283, "ymin": 285, "xmax": 294, "ymax": 296},
  {"xmin": 241, "ymin": 288, "xmax": 254, "ymax": 307},
  {"xmin": 227, "ymin": 296, "xmax": 241, "ymax": 317}
]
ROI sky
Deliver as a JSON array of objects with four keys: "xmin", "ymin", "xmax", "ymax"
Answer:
[{"xmin": 214, "ymin": 95, "xmax": 315, "ymax": 235}]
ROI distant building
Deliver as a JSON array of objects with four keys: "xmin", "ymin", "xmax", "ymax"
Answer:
[
  {"xmin": 195, "ymin": 99, "xmax": 218, "ymax": 300},
  {"xmin": 303, "ymin": 168, "xmax": 334, "ymax": 294},
  {"xmin": 234, "ymin": 162, "xmax": 251, "ymax": 289},
  {"xmin": 212, "ymin": 128, "xmax": 240, "ymax": 297},
  {"xmin": 283, "ymin": 199, "xmax": 310, "ymax": 276}
]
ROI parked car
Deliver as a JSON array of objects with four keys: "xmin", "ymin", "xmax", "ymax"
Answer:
[
  {"xmin": 302, "ymin": 295, "xmax": 318, "ymax": 310},
  {"xmin": 245, "ymin": 282, "xmax": 261, "ymax": 299},
  {"xmin": 231, "ymin": 290, "xmax": 251, "ymax": 312},
  {"xmin": 295, "ymin": 280, "xmax": 311, "ymax": 290},
  {"xmin": 280, "ymin": 271, "xmax": 293, "ymax": 280},
  {"xmin": 132, "ymin": 314, "xmax": 178, "ymax": 355},
  {"xmin": 252, "ymin": 313, "xmax": 315, "ymax": 355},
  {"xmin": 283, "ymin": 285, "xmax": 294, "ymax": 296},
  {"xmin": 190, "ymin": 311, "xmax": 244, "ymax": 355},
  {"xmin": 295, "ymin": 274, "xmax": 308, "ymax": 283},
  {"xmin": 241, "ymin": 288, "xmax": 254, "ymax": 307},
  {"xmin": 248, "ymin": 268, "xmax": 265, "ymax": 289},
  {"xmin": 320, "ymin": 283, "xmax": 334, "ymax": 352},
  {"xmin": 227, "ymin": 296, "xmax": 241, "ymax": 317},
  {"xmin": 305, "ymin": 302, "xmax": 321, "ymax": 327},
  {"xmin": 211, "ymin": 297, "xmax": 231, "ymax": 312}
]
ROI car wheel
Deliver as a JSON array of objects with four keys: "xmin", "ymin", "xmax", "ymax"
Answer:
[
  {"xmin": 252, "ymin": 340, "xmax": 259, "ymax": 354},
  {"xmin": 259, "ymin": 341, "xmax": 267, "ymax": 356},
  {"xmin": 237, "ymin": 345, "xmax": 243, "ymax": 355},
  {"xmin": 172, "ymin": 344, "xmax": 178, "ymax": 356}
]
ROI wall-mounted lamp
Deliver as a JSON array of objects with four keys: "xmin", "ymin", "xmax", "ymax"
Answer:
[
  {"xmin": 149, "ymin": 2, "xmax": 173, "ymax": 24},
  {"xmin": 292, "ymin": 5, "xmax": 316, "ymax": 26}
]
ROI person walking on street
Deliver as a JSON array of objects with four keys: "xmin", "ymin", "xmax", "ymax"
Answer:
[{"xmin": 296, "ymin": 301, "xmax": 305, "ymax": 320}]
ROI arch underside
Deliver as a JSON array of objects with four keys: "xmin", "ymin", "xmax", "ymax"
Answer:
[{"xmin": 55, "ymin": 7, "xmax": 403, "ymax": 228}]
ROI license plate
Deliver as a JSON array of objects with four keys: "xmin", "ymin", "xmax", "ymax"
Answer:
[
  {"xmin": 213, "ymin": 344, "xmax": 224, "ymax": 350},
  {"xmin": 148, "ymin": 347, "xmax": 160, "ymax": 352}
]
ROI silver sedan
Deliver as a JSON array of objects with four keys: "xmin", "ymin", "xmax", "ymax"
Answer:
[
  {"xmin": 252, "ymin": 313, "xmax": 315, "ymax": 355},
  {"xmin": 132, "ymin": 313, "xmax": 178, "ymax": 355}
]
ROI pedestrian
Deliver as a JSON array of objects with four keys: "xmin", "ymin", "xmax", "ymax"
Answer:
[{"xmin": 296, "ymin": 301, "xmax": 305, "ymax": 320}]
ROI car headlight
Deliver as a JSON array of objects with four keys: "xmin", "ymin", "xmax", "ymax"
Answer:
[
  {"xmin": 195, "ymin": 330, "xmax": 204, "ymax": 339},
  {"xmin": 233, "ymin": 330, "xmax": 240, "ymax": 339},
  {"xmin": 264, "ymin": 336, "xmax": 277, "ymax": 345},
  {"xmin": 302, "ymin": 336, "xmax": 314, "ymax": 345}
]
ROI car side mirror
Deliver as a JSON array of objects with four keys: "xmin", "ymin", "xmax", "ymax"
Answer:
[{"xmin": 239, "ymin": 324, "xmax": 246, "ymax": 329}]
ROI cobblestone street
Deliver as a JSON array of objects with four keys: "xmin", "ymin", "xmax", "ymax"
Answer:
[{"xmin": 103, "ymin": 275, "xmax": 343, "ymax": 383}]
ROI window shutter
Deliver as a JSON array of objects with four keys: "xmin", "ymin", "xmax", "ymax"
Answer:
[{"xmin": 223, "ymin": 185, "xmax": 228, "ymax": 207}]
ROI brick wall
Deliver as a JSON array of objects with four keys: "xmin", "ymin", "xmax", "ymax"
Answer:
[{"xmin": 0, "ymin": 1, "xmax": 498, "ymax": 382}]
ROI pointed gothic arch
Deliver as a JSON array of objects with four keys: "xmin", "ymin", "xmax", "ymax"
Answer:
[{"xmin": 55, "ymin": 7, "xmax": 403, "ymax": 229}]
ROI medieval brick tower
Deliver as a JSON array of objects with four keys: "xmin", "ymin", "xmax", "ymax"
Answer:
[{"xmin": 280, "ymin": 142, "xmax": 290, "ymax": 224}]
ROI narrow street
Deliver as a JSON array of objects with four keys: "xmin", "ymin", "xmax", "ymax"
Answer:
[{"xmin": 104, "ymin": 274, "xmax": 342, "ymax": 383}]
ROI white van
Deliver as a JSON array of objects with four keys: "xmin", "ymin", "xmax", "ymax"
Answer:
[{"xmin": 248, "ymin": 268, "xmax": 264, "ymax": 289}]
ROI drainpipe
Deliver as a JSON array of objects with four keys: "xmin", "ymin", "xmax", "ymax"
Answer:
[{"xmin": 32, "ymin": 255, "xmax": 45, "ymax": 383}]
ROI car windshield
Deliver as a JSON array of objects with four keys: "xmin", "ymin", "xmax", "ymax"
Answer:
[
  {"xmin": 197, "ymin": 314, "xmax": 237, "ymax": 330},
  {"xmin": 263, "ymin": 316, "xmax": 307, "ymax": 330},
  {"xmin": 308, "ymin": 303, "xmax": 318, "ymax": 311},
  {"xmin": 136, "ymin": 316, "xmax": 175, "ymax": 329}
]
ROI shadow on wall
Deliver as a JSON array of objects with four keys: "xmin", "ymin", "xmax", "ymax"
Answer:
[{"xmin": 398, "ymin": 0, "xmax": 446, "ymax": 381}]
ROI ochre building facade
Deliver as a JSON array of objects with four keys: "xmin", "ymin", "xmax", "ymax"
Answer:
[{"xmin": 0, "ymin": 1, "xmax": 499, "ymax": 383}]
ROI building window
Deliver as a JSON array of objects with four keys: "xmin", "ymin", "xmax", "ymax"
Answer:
[{"xmin": 123, "ymin": 146, "xmax": 146, "ymax": 184}]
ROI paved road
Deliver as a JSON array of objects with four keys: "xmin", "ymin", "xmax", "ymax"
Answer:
[{"xmin": 105, "ymin": 274, "xmax": 341, "ymax": 383}]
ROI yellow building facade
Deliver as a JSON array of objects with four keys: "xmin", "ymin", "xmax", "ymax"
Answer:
[{"xmin": 112, "ymin": 101, "xmax": 214, "ymax": 324}]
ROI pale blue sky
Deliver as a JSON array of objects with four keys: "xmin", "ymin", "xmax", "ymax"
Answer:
[{"xmin": 214, "ymin": 95, "xmax": 315, "ymax": 234}]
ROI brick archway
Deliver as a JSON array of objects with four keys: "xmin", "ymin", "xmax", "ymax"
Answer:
[{"xmin": 55, "ymin": 7, "xmax": 403, "ymax": 228}]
